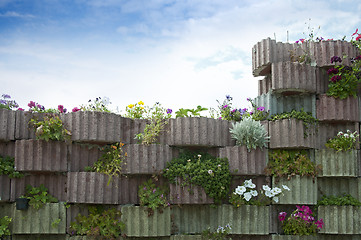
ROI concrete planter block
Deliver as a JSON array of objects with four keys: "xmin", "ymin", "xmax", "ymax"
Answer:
[
  {"xmin": 315, "ymin": 66, "xmax": 330, "ymax": 94},
  {"xmin": 318, "ymin": 205, "xmax": 361, "ymax": 234},
  {"xmin": 316, "ymin": 149, "xmax": 358, "ymax": 177},
  {"xmin": 169, "ymin": 181, "xmax": 213, "ymax": 204},
  {"xmin": 122, "ymin": 144, "xmax": 172, "ymax": 174},
  {"xmin": 269, "ymin": 119, "xmax": 316, "ymax": 149},
  {"xmin": 254, "ymin": 92, "xmax": 316, "ymax": 118},
  {"xmin": 271, "ymin": 236, "xmax": 320, "ymax": 240},
  {"xmin": 12, "ymin": 203, "xmax": 66, "ymax": 234},
  {"xmin": 11, "ymin": 174, "xmax": 67, "ymax": 202},
  {"xmin": 309, "ymin": 40, "xmax": 359, "ymax": 68},
  {"xmin": 63, "ymin": 111, "xmax": 122, "ymax": 143},
  {"xmin": 218, "ymin": 146, "xmax": 268, "ymax": 175},
  {"xmin": 258, "ymin": 75, "xmax": 272, "ymax": 95},
  {"xmin": 15, "ymin": 111, "xmax": 45, "ymax": 140},
  {"xmin": 271, "ymin": 62, "xmax": 317, "ymax": 94},
  {"xmin": 0, "ymin": 109, "xmax": 15, "ymax": 141},
  {"xmin": 121, "ymin": 205, "xmax": 171, "ymax": 237},
  {"xmin": 15, "ymin": 140, "xmax": 68, "ymax": 172},
  {"xmin": 0, "ymin": 175, "xmax": 11, "ymax": 202},
  {"xmin": 317, "ymin": 177, "xmax": 360, "ymax": 200},
  {"xmin": 317, "ymin": 94, "xmax": 359, "ymax": 122},
  {"xmin": 273, "ymin": 176, "xmax": 317, "ymax": 205},
  {"xmin": 68, "ymin": 143, "xmax": 102, "ymax": 172},
  {"xmin": 67, "ymin": 237, "xmax": 124, "ymax": 240},
  {"xmin": 170, "ymin": 236, "xmax": 202, "ymax": 240},
  {"xmin": 120, "ymin": 117, "xmax": 147, "ymax": 144},
  {"xmin": 0, "ymin": 141, "xmax": 15, "ymax": 157},
  {"xmin": 172, "ymin": 204, "xmax": 269, "ymax": 235},
  {"xmin": 12, "ymin": 235, "xmax": 67, "ymax": 240},
  {"xmin": 316, "ymin": 122, "xmax": 360, "ymax": 150},
  {"xmin": 168, "ymin": 117, "xmax": 232, "ymax": 147}
]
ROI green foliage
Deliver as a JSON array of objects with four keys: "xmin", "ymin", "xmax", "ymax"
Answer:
[
  {"xmin": 247, "ymin": 98, "xmax": 269, "ymax": 121},
  {"xmin": 317, "ymin": 194, "xmax": 361, "ymax": 206},
  {"xmin": 202, "ymin": 224, "xmax": 232, "ymax": 240},
  {"xmin": 70, "ymin": 206, "xmax": 125, "ymax": 238},
  {"xmin": 86, "ymin": 142, "xmax": 126, "ymax": 185},
  {"xmin": 81, "ymin": 96, "xmax": 112, "ymax": 112},
  {"xmin": 51, "ymin": 218, "xmax": 62, "ymax": 228},
  {"xmin": 125, "ymin": 101, "xmax": 146, "ymax": 119},
  {"xmin": 0, "ymin": 216, "xmax": 11, "ymax": 237},
  {"xmin": 229, "ymin": 117, "xmax": 269, "ymax": 151},
  {"xmin": 265, "ymin": 150, "xmax": 320, "ymax": 179},
  {"xmin": 325, "ymin": 130, "xmax": 359, "ymax": 152},
  {"xmin": 138, "ymin": 178, "xmax": 169, "ymax": 215},
  {"xmin": 175, "ymin": 105, "xmax": 208, "ymax": 118},
  {"xmin": 212, "ymin": 95, "xmax": 243, "ymax": 121},
  {"xmin": 163, "ymin": 151, "xmax": 231, "ymax": 204},
  {"xmin": 0, "ymin": 94, "xmax": 19, "ymax": 110},
  {"xmin": 29, "ymin": 114, "xmax": 72, "ymax": 142},
  {"xmin": 0, "ymin": 155, "xmax": 23, "ymax": 178},
  {"xmin": 23, "ymin": 184, "xmax": 58, "ymax": 210}
]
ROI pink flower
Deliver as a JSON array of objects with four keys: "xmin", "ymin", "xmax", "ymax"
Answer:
[
  {"xmin": 315, "ymin": 219, "xmax": 324, "ymax": 229},
  {"xmin": 278, "ymin": 212, "xmax": 287, "ymax": 222},
  {"xmin": 330, "ymin": 75, "xmax": 341, "ymax": 82},
  {"xmin": 72, "ymin": 107, "xmax": 80, "ymax": 112},
  {"xmin": 58, "ymin": 105, "xmax": 67, "ymax": 113},
  {"xmin": 17, "ymin": 108, "xmax": 24, "ymax": 111},
  {"xmin": 352, "ymin": 28, "xmax": 359, "ymax": 36},
  {"xmin": 28, "ymin": 101, "xmax": 36, "ymax": 108}
]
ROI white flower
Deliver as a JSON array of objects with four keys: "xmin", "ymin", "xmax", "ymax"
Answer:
[
  {"xmin": 208, "ymin": 169, "xmax": 213, "ymax": 175},
  {"xmin": 102, "ymin": 96, "xmax": 111, "ymax": 105},
  {"xmin": 197, "ymin": 154, "xmax": 202, "ymax": 158},
  {"xmin": 244, "ymin": 192, "xmax": 252, "ymax": 201},
  {"xmin": 265, "ymin": 190, "xmax": 273, "ymax": 198},
  {"xmin": 250, "ymin": 190, "xmax": 258, "ymax": 197},
  {"xmin": 244, "ymin": 179, "xmax": 256, "ymax": 189},
  {"xmin": 344, "ymin": 134, "xmax": 349, "ymax": 138},
  {"xmin": 235, "ymin": 186, "xmax": 246, "ymax": 195},
  {"xmin": 262, "ymin": 185, "xmax": 271, "ymax": 191},
  {"xmin": 282, "ymin": 185, "xmax": 290, "ymax": 191},
  {"xmin": 271, "ymin": 187, "xmax": 282, "ymax": 195},
  {"xmin": 273, "ymin": 196, "xmax": 279, "ymax": 203}
]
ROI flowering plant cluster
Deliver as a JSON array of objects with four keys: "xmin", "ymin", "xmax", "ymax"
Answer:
[
  {"xmin": 279, "ymin": 205, "xmax": 323, "ymax": 235},
  {"xmin": 138, "ymin": 178, "xmax": 169, "ymax": 216},
  {"xmin": 325, "ymin": 130, "xmax": 359, "ymax": 152},
  {"xmin": 247, "ymin": 98, "xmax": 269, "ymax": 121},
  {"xmin": 163, "ymin": 151, "xmax": 231, "ymax": 204},
  {"xmin": 229, "ymin": 179, "xmax": 290, "ymax": 207},
  {"xmin": 175, "ymin": 105, "xmax": 208, "ymax": 118},
  {"xmin": 202, "ymin": 224, "xmax": 232, "ymax": 240},
  {"xmin": 0, "ymin": 94, "xmax": 20, "ymax": 110},
  {"xmin": 125, "ymin": 101, "xmax": 146, "ymax": 119},
  {"xmin": 213, "ymin": 95, "xmax": 246, "ymax": 121},
  {"xmin": 80, "ymin": 96, "xmax": 112, "ymax": 112}
]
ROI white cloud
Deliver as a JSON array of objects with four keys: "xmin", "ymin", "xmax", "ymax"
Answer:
[{"xmin": 0, "ymin": 11, "xmax": 35, "ymax": 18}]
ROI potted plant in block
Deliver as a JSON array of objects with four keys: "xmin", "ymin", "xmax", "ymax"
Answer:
[{"xmin": 0, "ymin": 154, "xmax": 23, "ymax": 203}]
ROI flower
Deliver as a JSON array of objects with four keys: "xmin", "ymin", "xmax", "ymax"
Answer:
[
  {"xmin": 226, "ymin": 95, "xmax": 232, "ymax": 100},
  {"xmin": 257, "ymin": 106, "xmax": 265, "ymax": 111},
  {"xmin": 28, "ymin": 101, "xmax": 36, "ymax": 108},
  {"xmin": 278, "ymin": 212, "xmax": 287, "ymax": 222},
  {"xmin": 330, "ymin": 75, "xmax": 341, "ymax": 82},
  {"xmin": 128, "ymin": 104, "xmax": 134, "ymax": 108},
  {"xmin": 250, "ymin": 190, "xmax": 258, "ymax": 197},
  {"xmin": 208, "ymin": 169, "xmax": 213, "ymax": 175},
  {"xmin": 262, "ymin": 185, "xmax": 271, "ymax": 192},
  {"xmin": 331, "ymin": 56, "xmax": 342, "ymax": 63},
  {"xmin": 235, "ymin": 186, "xmax": 246, "ymax": 195},
  {"xmin": 223, "ymin": 105, "xmax": 228, "ymax": 108},
  {"xmin": 327, "ymin": 68, "xmax": 339, "ymax": 75},
  {"xmin": 244, "ymin": 179, "xmax": 256, "ymax": 188},
  {"xmin": 17, "ymin": 108, "xmax": 24, "ymax": 111},
  {"xmin": 2, "ymin": 94, "xmax": 10, "ymax": 99},
  {"xmin": 58, "ymin": 105, "xmax": 67, "ymax": 113},
  {"xmin": 138, "ymin": 101, "xmax": 144, "ymax": 105},
  {"xmin": 243, "ymin": 192, "xmax": 252, "ymax": 201},
  {"xmin": 352, "ymin": 28, "xmax": 359, "ymax": 36},
  {"xmin": 72, "ymin": 107, "xmax": 80, "ymax": 112},
  {"xmin": 282, "ymin": 185, "xmax": 291, "ymax": 191},
  {"xmin": 166, "ymin": 108, "xmax": 172, "ymax": 114},
  {"xmin": 315, "ymin": 219, "xmax": 324, "ymax": 229}
]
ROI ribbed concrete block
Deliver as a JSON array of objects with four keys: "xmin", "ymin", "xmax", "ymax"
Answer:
[
  {"xmin": 0, "ymin": 141, "xmax": 15, "ymax": 157},
  {"xmin": 0, "ymin": 109, "xmax": 15, "ymax": 141},
  {"xmin": 0, "ymin": 175, "xmax": 11, "ymax": 202},
  {"xmin": 318, "ymin": 205, "xmax": 361, "ymax": 234},
  {"xmin": 258, "ymin": 75, "xmax": 271, "ymax": 95},
  {"xmin": 67, "ymin": 237, "xmax": 124, "ymax": 240},
  {"xmin": 317, "ymin": 177, "xmax": 360, "ymax": 200},
  {"xmin": 317, "ymin": 94, "xmax": 359, "ymax": 122},
  {"xmin": 63, "ymin": 111, "xmax": 122, "ymax": 143},
  {"xmin": 218, "ymin": 146, "xmax": 268, "ymax": 175},
  {"xmin": 271, "ymin": 236, "xmax": 320, "ymax": 240},
  {"xmin": 271, "ymin": 62, "xmax": 317, "ymax": 94},
  {"xmin": 316, "ymin": 122, "xmax": 360, "ymax": 149},
  {"xmin": 168, "ymin": 117, "xmax": 232, "ymax": 147},
  {"xmin": 123, "ymin": 144, "xmax": 172, "ymax": 174},
  {"xmin": 15, "ymin": 111, "xmax": 44, "ymax": 140},
  {"xmin": 169, "ymin": 182, "xmax": 213, "ymax": 204},
  {"xmin": 68, "ymin": 143, "xmax": 102, "ymax": 172},
  {"xmin": 13, "ymin": 235, "xmax": 67, "ymax": 240},
  {"xmin": 172, "ymin": 205, "xmax": 269, "ymax": 235},
  {"xmin": 309, "ymin": 40, "xmax": 359, "ymax": 68},
  {"xmin": 121, "ymin": 206, "xmax": 171, "ymax": 237},
  {"xmin": 316, "ymin": 149, "xmax": 358, "ymax": 177},
  {"xmin": 13, "ymin": 203, "xmax": 66, "ymax": 234},
  {"xmin": 120, "ymin": 117, "xmax": 147, "ymax": 144},
  {"xmin": 273, "ymin": 176, "xmax": 317, "ymax": 205},
  {"xmin": 316, "ymin": 67, "xmax": 331, "ymax": 94},
  {"xmin": 170, "ymin": 236, "xmax": 202, "ymax": 240},
  {"xmin": 15, "ymin": 140, "xmax": 68, "ymax": 172},
  {"xmin": 10, "ymin": 174, "xmax": 67, "ymax": 202},
  {"xmin": 254, "ymin": 92, "xmax": 316, "ymax": 118},
  {"xmin": 269, "ymin": 119, "xmax": 316, "ymax": 149}
]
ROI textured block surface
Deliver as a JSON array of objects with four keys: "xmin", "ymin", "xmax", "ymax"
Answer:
[
  {"xmin": 0, "ymin": 109, "xmax": 15, "ymax": 141},
  {"xmin": 317, "ymin": 94, "xmax": 359, "ymax": 122},
  {"xmin": 316, "ymin": 149, "xmax": 358, "ymax": 177}
]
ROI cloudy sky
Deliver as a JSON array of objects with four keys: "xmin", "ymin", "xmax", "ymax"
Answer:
[{"xmin": 1, "ymin": 0, "xmax": 360, "ymax": 114}]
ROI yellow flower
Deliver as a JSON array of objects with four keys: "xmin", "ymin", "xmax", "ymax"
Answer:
[
  {"xmin": 138, "ymin": 101, "xmax": 144, "ymax": 105},
  {"xmin": 140, "ymin": 107, "xmax": 144, "ymax": 110},
  {"xmin": 128, "ymin": 104, "xmax": 134, "ymax": 109}
]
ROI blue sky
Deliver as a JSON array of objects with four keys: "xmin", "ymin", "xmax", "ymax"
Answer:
[{"xmin": 1, "ymin": 0, "xmax": 361, "ymax": 114}]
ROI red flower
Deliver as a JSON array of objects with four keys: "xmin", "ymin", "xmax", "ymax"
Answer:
[
  {"xmin": 356, "ymin": 34, "xmax": 361, "ymax": 41},
  {"xmin": 352, "ymin": 28, "xmax": 359, "ymax": 36}
]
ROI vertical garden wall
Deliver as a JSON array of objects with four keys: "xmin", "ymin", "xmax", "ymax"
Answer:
[{"xmin": 0, "ymin": 37, "xmax": 360, "ymax": 240}]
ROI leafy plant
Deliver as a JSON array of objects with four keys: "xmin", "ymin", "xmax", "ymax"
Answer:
[
  {"xmin": 163, "ymin": 151, "xmax": 231, "ymax": 204},
  {"xmin": 70, "ymin": 206, "xmax": 125, "ymax": 239},
  {"xmin": 125, "ymin": 101, "xmax": 146, "ymax": 119},
  {"xmin": 51, "ymin": 218, "xmax": 62, "ymax": 228},
  {"xmin": 81, "ymin": 96, "xmax": 112, "ymax": 112},
  {"xmin": 229, "ymin": 179, "xmax": 290, "ymax": 207},
  {"xmin": 29, "ymin": 113, "xmax": 72, "ymax": 142},
  {"xmin": 265, "ymin": 150, "xmax": 321, "ymax": 179},
  {"xmin": 138, "ymin": 178, "xmax": 169, "ymax": 216},
  {"xmin": 86, "ymin": 142, "xmax": 126, "ymax": 185},
  {"xmin": 0, "ymin": 155, "xmax": 23, "ymax": 178},
  {"xmin": 247, "ymin": 98, "xmax": 269, "ymax": 121},
  {"xmin": 317, "ymin": 194, "xmax": 361, "ymax": 206},
  {"xmin": 211, "ymin": 95, "xmax": 246, "ymax": 121},
  {"xmin": 175, "ymin": 105, "xmax": 208, "ymax": 118},
  {"xmin": 325, "ymin": 130, "xmax": 359, "ymax": 152},
  {"xmin": 0, "ymin": 93, "xmax": 19, "ymax": 110},
  {"xmin": 279, "ymin": 205, "xmax": 323, "ymax": 235},
  {"xmin": 229, "ymin": 117, "xmax": 269, "ymax": 152},
  {"xmin": 202, "ymin": 224, "xmax": 232, "ymax": 240},
  {"xmin": 23, "ymin": 184, "xmax": 58, "ymax": 210},
  {"xmin": 0, "ymin": 216, "xmax": 11, "ymax": 238}
]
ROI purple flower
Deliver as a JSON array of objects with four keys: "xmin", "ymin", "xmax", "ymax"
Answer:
[
  {"xmin": 249, "ymin": 111, "xmax": 253, "ymax": 115},
  {"xmin": 330, "ymin": 75, "xmax": 341, "ymax": 82},
  {"xmin": 0, "ymin": 100, "xmax": 6, "ymax": 105},
  {"xmin": 247, "ymin": 98, "xmax": 251, "ymax": 101},
  {"xmin": 331, "ymin": 56, "xmax": 342, "ymax": 63},
  {"xmin": 143, "ymin": 187, "xmax": 147, "ymax": 190},
  {"xmin": 166, "ymin": 108, "xmax": 172, "ymax": 114},
  {"xmin": 257, "ymin": 106, "xmax": 265, "ymax": 112},
  {"xmin": 72, "ymin": 107, "xmax": 80, "ymax": 112},
  {"xmin": 153, "ymin": 189, "xmax": 156, "ymax": 193},
  {"xmin": 278, "ymin": 212, "xmax": 287, "ymax": 222},
  {"xmin": 231, "ymin": 109, "xmax": 237, "ymax": 113},
  {"xmin": 226, "ymin": 95, "xmax": 232, "ymax": 100},
  {"xmin": 1, "ymin": 94, "xmax": 10, "ymax": 99},
  {"xmin": 327, "ymin": 68, "xmax": 339, "ymax": 75},
  {"xmin": 223, "ymin": 105, "xmax": 228, "ymax": 108},
  {"xmin": 28, "ymin": 101, "xmax": 36, "ymax": 108}
]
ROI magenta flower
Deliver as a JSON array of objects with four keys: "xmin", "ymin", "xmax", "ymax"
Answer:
[
  {"xmin": 223, "ymin": 105, "xmax": 228, "ymax": 108},
  {"xmin": 315, "ymin": 219, "xmax": 324, "ymax": 229},
  {"xmin": 327, "ymin": 68, "xmax": 339, "ymax": 75},
  {"xmin": 257, "ymin": 106, "xmax": 265, "ymax": 111},
  {"xmin": 28, "ymin": 101, "xmax": 36, "ymax": 108},
  {"xmin": 355, "ymin": 55, "xmax": 361, "ymax": 61},
  {"xmin": 331, "ymin": 56, "xmax": 342, "ymax": 63},
  {"xmin": 278, "ymin": 212, "xmax": 287, "ymax": 222},
  {"xmin": 330, "ymin": 75, "xmax": 341, "ymax": 82},
  {"xmin": 58, "ymin": 105, "xmax": 67, "ymax": 113},
  {"xmin": 72, "ymin": 107, "xmax": 80, "ymax": 112},
  {"xmin": 17, "ymin": 108, "xmax": 24, "ymax": 111},
  {"xmin": 352, "ymin": 28, "xmax": 359, "ymax": 36}
]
